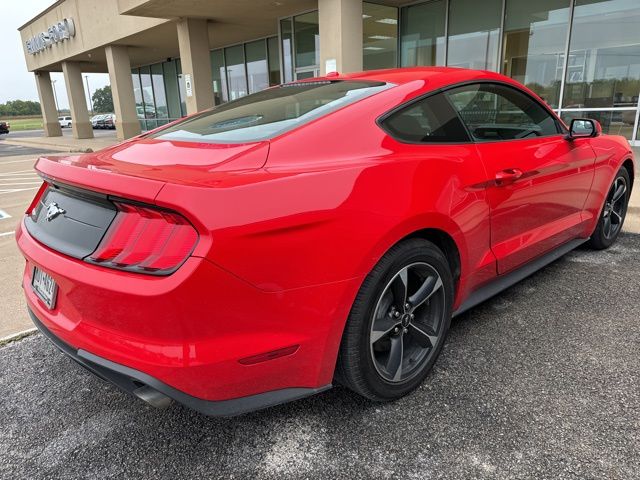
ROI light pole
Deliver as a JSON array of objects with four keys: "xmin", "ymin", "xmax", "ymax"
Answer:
[
  {"xmin": 51, "ymin": 80, "xmax": 60, "ymax": 116},
  {"xmin": 84, "ymin": 75, "xmax": 93, "ymax": 116}
]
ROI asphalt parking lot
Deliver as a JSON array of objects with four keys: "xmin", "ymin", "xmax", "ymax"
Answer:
[
  {"xmin": 1, "ymin": 232, "xmax": 639, "ymax": 479},
  {"xmin": 0, "ymin": 146, "xmax": 59, "ymax": 338}
]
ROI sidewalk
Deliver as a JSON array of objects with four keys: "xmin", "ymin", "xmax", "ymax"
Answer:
[{"xmin": 3, "ymin": 132, "xmax": 119, "ymax": 153}]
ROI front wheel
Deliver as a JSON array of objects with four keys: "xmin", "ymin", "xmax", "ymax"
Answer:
[
  {"xmin": 588, "ymin": 167, "xmax": 631, "ymax": 250},
  {"xmin": 335, "ymin": 238, "xmax": 454, "ymax": 401}
]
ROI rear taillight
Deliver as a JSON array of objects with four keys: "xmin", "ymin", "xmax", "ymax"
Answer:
[
  {"xmin": 87, "ymin": 202, "xmax": 198, "ymax": 275},
  {"xmin": 26, "ymin": 182, "xmax": 49, "ymax": 216}
]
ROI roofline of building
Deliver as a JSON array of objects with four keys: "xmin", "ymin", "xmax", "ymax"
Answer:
[{"xmin": 18, "ymin": 0, "xmax": 66, "ymax": 31}]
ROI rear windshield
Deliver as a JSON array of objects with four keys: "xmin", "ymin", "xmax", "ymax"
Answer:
[{"xmin": 148, "ymin": 80, "xmax": 391, "ymax": 144}]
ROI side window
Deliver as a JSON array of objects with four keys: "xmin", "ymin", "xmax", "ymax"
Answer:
[
  {"xmin": 382, "ymin": 92, "xmax": 470, "ymax": 143},
  {"xmin": 446, "ymin": 83, "xmax": 560, "ymax": 141}
]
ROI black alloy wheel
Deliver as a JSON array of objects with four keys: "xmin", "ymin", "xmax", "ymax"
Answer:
[
  {"xmin": 336, "ymin": 238, "xmax": 453, "ymax": 401},
  {"xmin": 602, "ymin": 175, "xmax": 628, "ymax": 240},
  {"xmin": 369, "ymin": 262, "xmax": 445, "ymax": 383},
  {"xmin": 589, "ymin": 166, "xmax": 631, "ymax": 249}
]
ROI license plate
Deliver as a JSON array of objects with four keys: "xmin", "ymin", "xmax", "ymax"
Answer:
[{"xmin": 31, "ymin": 266, "xmax": 58, "ymax": 309}]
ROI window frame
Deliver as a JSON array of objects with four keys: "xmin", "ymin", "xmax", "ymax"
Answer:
[
  {"xmin": 378, "ymin": 91, "xmax": 471, "ymax": 144},
  {"xmin": 377, "ymin": 79, "xmax": 567, "ymax": 145}
]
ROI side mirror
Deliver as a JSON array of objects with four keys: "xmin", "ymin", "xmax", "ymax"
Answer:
[{"xmin": 566, "ymin": 118, "xmax": 601, "ymax": 140}]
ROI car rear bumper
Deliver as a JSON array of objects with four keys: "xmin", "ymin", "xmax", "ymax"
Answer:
[
  {"xmin": 28, "ymin": 308, "xmax": 330, "ymax": 416},
  {"xmin": 17, "ymin": 219, "xmax": 359, "ymax": 409}
]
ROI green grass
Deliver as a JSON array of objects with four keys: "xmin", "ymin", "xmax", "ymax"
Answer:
[{"xmin": 0, "ymin": 118, "xmax": 43, "ymax": 131}]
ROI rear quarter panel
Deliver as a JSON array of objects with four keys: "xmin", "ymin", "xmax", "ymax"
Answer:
[{"xmin": 155, "ymin": 83, "xmax": 495, "ymax": 309}]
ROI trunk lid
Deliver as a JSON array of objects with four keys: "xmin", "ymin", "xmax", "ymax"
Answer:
[{"xmin": 35, "ymin": 138, "xmax": 270, "ymax": 201}]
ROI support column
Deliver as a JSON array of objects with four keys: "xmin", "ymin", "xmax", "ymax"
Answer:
[
  {"xmin": 34, "ymin": 71, "xmax": 62, "ymax": 137},
  {"xmin": 61, "ymin": 61, "xmax": 94, "ymax": 139},
  {"xmin": 105, "ymin": 45, "xmax": 141, "ymax": 140},
  {"xmin": 319, "ymin": 0, "xmax": 363, "ymax": 75},
  {"xmin": 176, "ymin": 18, "xmax": 213, "ymax": 114}
]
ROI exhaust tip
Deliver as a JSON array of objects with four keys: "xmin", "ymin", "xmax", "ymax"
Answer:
[{"xmin": 133, "ymin": 385, "xmax": 173, "ymax": 409}]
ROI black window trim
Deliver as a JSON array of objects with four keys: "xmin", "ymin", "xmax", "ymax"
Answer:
[{"xmin": 377, "ymin": 79, "xmax": 567, "ymax": 146}]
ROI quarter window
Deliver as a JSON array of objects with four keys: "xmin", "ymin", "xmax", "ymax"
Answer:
[
  {"xmin": 382, "ymin": 93, "xmax": 470, "ymax": 143},
  {"xmin": 446, "ymin": 83, "xmax": 560, "ymax": 141}
]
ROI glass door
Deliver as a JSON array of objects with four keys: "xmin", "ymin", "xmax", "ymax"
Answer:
[
  {"xmin": 295, "ymin": 68, "xmax": 320, "ymax": 80},
  {"xmin": 280, "ymin": 11, "xmax": 320, "ymax": 83}
]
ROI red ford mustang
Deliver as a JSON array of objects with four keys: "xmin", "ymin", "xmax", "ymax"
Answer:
[{"xmin": 17, "ymin": 68, "xmax": 635, "ymax": 416}]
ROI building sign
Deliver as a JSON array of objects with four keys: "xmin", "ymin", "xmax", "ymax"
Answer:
[{"xmin": 25, "ymin": 18, "xmax": 76, "ymax": 55}]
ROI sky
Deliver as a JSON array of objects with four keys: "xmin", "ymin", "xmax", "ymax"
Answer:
[{"xmin": 0, "ymin": 2, "xmax": 109, "ymax": 110}]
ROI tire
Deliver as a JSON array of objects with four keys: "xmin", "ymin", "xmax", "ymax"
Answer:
[
  {"xmin": 588, "ymin": 166, "xmax": 631, "ymax": 250},
  {"xmin": 335, "ymin": 238, "xmax": 454, "ymax": 401}
]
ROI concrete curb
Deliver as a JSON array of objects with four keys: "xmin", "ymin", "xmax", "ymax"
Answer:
[{"xmin": 0, "ymin": 328, "xmax": 38, "ymax": 347}]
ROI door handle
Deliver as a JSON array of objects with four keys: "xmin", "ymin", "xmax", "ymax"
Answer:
[{"xmin": 495, "ymin": 168, "xmax": 523, "ymax": 186}]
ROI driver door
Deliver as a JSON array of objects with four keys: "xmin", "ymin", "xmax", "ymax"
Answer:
[{"xmin": 446, "ymin": 82, "xmax": 596, "ymax": 274}]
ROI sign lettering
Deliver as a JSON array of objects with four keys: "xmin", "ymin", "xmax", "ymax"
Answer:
[{"xmin": 26, "ymin": 18, "xmax": 76, "ymax": 55}]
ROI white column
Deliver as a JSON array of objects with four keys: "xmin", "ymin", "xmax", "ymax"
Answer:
[
  {"xmin": 61, "ymin": 61, "xmax": 94, "ymax": 139},
  {"xmin": 319, "ymin": 0, "xmax": 363, "ymax": 75},
  {"xmin": 105, "ymin": 45, "xmax": 142, "ymax": 140},
  {"xmin": 176, "ymin": 18, "xmax": 214, "ymax": 114},
  {"xmin": 34, "ymin": 71, "xmax": 62, "ymax": 137}
]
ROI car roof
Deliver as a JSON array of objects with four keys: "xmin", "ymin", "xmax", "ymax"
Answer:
[
  {"xmin": 338, "ymin": 67, "xmax": 507, "ymax": 85},
  {"xmin": 305, "ymin": 67, "xmax": 551, "ymax": 109}
]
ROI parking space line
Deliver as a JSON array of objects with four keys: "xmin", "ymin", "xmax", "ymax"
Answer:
[
  {"xmin": 0, "ymin": 171, "xmax": 37, "ymax": 175},
  {"xmin": 0, "ymin": 158, "xmax": 39, "ymax": 164},
  {"xmin": 0, "ymin": 176, "xmax": 40, "ymax": 179},
  {"xmin": 0, "ymin": 231, "xmax": 15, "ymax": 237},
  {"xmin": 0, "ymin": 210, "xmax": 11, "ymax": 220},
  {"xmin": 0, "ymin": 182, "xmax": 43, "ymax": 186},
  {"xmin": 0, "ymin": 187, "xmax": 39, "ymax": 194}
]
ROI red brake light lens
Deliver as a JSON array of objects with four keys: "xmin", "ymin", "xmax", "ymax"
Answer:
[
  {"xmin": 26, "ymin": 182, "xmax": 49, "ymax": 216},
  {"xmin": 87, "ymin": 202, "xmax": 198, "ymax": 275}
]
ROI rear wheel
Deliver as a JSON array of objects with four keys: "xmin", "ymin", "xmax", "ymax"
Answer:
[
  {"xmin": 588, "ymin": 167, "xmax": 631, "ymax": 249},
  {"xmin": 336, "ymin": 238, "xmax": 453, "ymax": 401}
]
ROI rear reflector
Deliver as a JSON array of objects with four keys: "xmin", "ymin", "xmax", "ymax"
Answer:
[
  {"xmin": 87, "ymin": 202, "xmax": 198, "ymax": 275},
  {"xmin": 238, "ymin": 345, "xmax": 299, "ymax": 365}
]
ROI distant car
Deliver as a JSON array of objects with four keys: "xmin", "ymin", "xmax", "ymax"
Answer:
[
  {"xmin": 0, "ymin": 121, "xmax": 9, "ymax": 134},
  {"xmin": 58, "ymin": 116, "xmax": 72, "ymax": 128},
  {"xmin": 103, "ymin": 114, "xmax": 116, "ymax": 130},
  {"xmin": 96, "ymin": 114, "xmax": 115, "ymax": 129},
  {"xmin": 90, "ymin": 115, "xmax": 105, "ymax": 129}
]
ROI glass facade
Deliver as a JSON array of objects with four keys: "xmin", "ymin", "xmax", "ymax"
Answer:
[
  {"xmin": 400, "ymin": 1, "xmax": 446, "ymax": 67},
  {"xmin": 131, "ymin": 59, "xmax": 186, "ymax": 131},
  {"xmin": 246, "ymin": 40, "xmax": 269, "ymax": 94},
  {"xmin": 280, "ymin": 18, "xmax": 294, "ymax": 83},
  {"xmin": 210, "ymin": 36, "xmax": 281, "ymax": 105},
  {"xmin": 281, "ymin": 12, "xmax": 320, "ymax": 80},
  {"xmin": 210, "ymin": 49, "xmax": 226, "ymax": 104},
  {"xmin": 225, "ymin": 45, "xmax": 248, "ymax": 101},
  {"xmin": 396, "ymin": 0, "xmax": 640, "ymax": 143},
  {"xmin": 563, "ymin": 0, "xmax": 640, "ymax": 109},
  {"xmin": 447, "ymin": 0, "xmax": 501, "ymax": 71},
  {"xmin": 502, "ymin": 0, "xmax": 570, "ymax": 108},
  {"xmin": 363, "ymin": 2, "xmax": 398, "ymax": 70}
]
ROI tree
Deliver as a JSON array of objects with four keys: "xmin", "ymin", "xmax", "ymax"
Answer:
[
  {"xmin": 0, "ymin": 100, "xmax": 41, "ymax": 117},
  {"xmin": 92, "ymin": 85, "xmax": 114, "ymax": 113}
]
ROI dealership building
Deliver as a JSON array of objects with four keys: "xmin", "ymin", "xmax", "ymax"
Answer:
[{"xmin": 19, "ymin": 0, "xmax": 640, "ymax": 144}]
